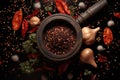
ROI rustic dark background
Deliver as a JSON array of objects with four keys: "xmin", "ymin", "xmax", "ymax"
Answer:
[{"xmin": 0, "ymin": 0, "xmax": 120, "ymax": 80}]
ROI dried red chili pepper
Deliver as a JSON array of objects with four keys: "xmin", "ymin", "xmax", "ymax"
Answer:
[
  {"xmin": 55, "ymin": 0, "xmax": 70, "ymax": 14},
  {"xmin": 47, "ymin": 11, "xmax": 52, "ymax": 16},
  {"xmin": 12, "ymin": 9, "xmax": 22, "ymax": 32},
  {"xmin": 26, "ymin": 9, "xmax": 39, "ymax": 19},
  {"xmin": 34, "ymin": 66, "xmax": 55, "ymax": 72},
  {"xmin": 103, "ymin": 27, "xmax": 113, "ymax": 46},
  {"xmin": 56, "ymin": 0, "xmax": 65, "ymax": 14},
  {"xmin": 34, "ymin": 67, "xmax": 42, "ymax": 72},
  {"xmin": 21, "ymin": 19, "xmax": 28, "ymax": 38},
  {"xmin": 0, "ymin": 60, "xmax": 3, "ymax": 65},
  {"xmin": 27, "ymin": 53, "xmax": 38, "ymax": 58},
  {"xmin": 43, "ymin": 66, "xmax": 55, "ymax": 71},
  {"xmin": 28, "ymin": 26, "xmax": 38, "ymax": 33},
  {"xmin": 58, "ymin": 61, "xmax": 70, "ymax": 74},
  {"xmin": 98, "ymin": 54, "xmax": 107, "ymax": 62},
  {"xmin": 114, "ymin": 12, "xmax": 120, "ymax": 19}
]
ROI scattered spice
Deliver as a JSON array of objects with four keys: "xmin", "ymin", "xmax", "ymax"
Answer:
[
  {"xmin": 44, "ymin": 26, "xmax": 76, "ymax": 55},
  {"xmin": 12, "ymin": 9, "xmax": 22, "ymax": 33},
  {"xmin": 21, "ymin": 19, "xmax": 28, "ymax": 38},
  {"xmin": 103, "ymin": 27, "xmax": 113, "ymax": 46}
]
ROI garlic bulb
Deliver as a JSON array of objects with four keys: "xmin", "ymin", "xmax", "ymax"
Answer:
[
  {"xmin": 82, "ymin": 27, "xmax": 100, "ymax": 45},
  {"xmin": 29, "ymin": 16, "xmax": 40, "ymax": 27},
  {"xmin": 80, "ymin": 48, "xmax": 97, "ymax": 68}
]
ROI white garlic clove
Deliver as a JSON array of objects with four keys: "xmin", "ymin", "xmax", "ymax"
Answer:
[
  {"xmin": 107, "ymin": 20, "xmax": 115, "ymax": 27},
  {"xmin": 97, "ymin": 45, "xmax": 105, "ymax": 51},
  {"xmin": 78, "ymin": 2, "xmax": 86, "ymax": 9},
  {"xmin": 34, "ymin": 2, "xmax": 41, "ymax": 9},
  {"xmin": 11, "ymin": 55, "xmax": 19, "ymax": 62}
]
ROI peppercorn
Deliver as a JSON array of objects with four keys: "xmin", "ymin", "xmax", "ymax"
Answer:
[{"xmin": 44, "ymin": 26, "xmax": 76, "ymax": 55}]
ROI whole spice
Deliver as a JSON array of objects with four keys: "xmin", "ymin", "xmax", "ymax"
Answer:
[
  {"xmin": 55, "ymin": 0, "xmax": 70, "ymax": 14},
  {"xmin": 103, "ymin": 27, "xmax": 113, "ymax": 46},
  {"xmin": 21, "ymin": 19, "xmax": 28, "ymax": 38},
  {"xmin": 44, "ymin": 26, "xmax": 76, "ymax": 55},
  {"xmin": 12, "ymin": 9, "xmax": 23, "ymax": 33}
]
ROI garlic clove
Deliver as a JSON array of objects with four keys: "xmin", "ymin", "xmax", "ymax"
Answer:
[
  {"xmin": 80, "ymin": 48, "xmax": 97, "ymax": 68},
  {"xmin": 11, "ymin": 55, "xmax": 19, "ymax": 62},
  {"xmin": 107, "ymin": 20, "xmax": 115, "ymax": 27},
  {"xmin": 82, "ymin": 27, "xmax": 100, "ymax": 45},
  {"xmin": 29, "ymin": 16, "xmax": 40, "ymax": 27},
  {"xmin": 97, "ymin": 45, "xmax": 105, "ymax": 51}
]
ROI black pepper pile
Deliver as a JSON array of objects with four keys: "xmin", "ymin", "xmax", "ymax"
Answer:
[
  {"xmin": 0, "ymin": 0, "xmax": 120, "ymax": 80},
  {"xmin": 44, "ymin": 26, "xmax": 76, "ymax": 55}
]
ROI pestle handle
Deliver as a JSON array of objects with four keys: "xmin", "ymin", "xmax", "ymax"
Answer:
[{"xmin": 76, "ymin": 0, "xmax": 108, "ymax": 24}]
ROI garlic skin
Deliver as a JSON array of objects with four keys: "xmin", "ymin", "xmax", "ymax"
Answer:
[
  {"xmin": 29, "ymin": 16, "xmax": 40, "ymax": 27},
  {"xmin": 82, "ymin": 27, "xmax": 100, "ymax": 45},
  {"xmin": 80, "ymin": 48, "xmax": 97, "ymax": 68}
]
